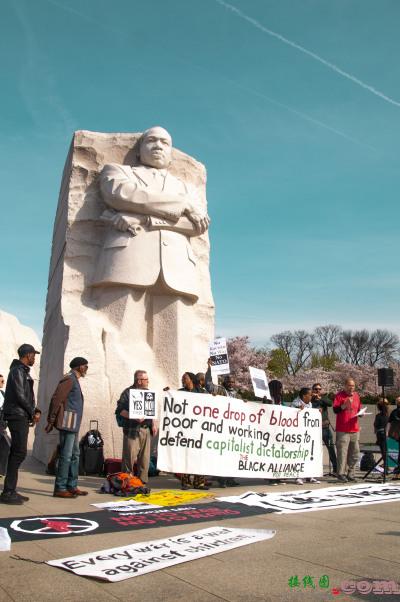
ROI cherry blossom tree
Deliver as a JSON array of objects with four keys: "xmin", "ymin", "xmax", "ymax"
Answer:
[{"xmin": 227, "ymin": 336, "xmax": 269, "ymax": 390}]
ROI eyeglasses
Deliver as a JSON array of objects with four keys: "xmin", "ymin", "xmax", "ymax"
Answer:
[{"xmin": 313, "ymin": 388, "xmax": 322, "ymax": 391}]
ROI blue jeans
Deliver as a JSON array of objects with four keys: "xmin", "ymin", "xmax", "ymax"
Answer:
[{"xmin": 55, "ymin": 431, "xmax": 79, "ymax": 491}]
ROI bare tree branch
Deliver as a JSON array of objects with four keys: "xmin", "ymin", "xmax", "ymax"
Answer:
[
  {"xmin": 314, "ymin": 324, "xmax": 342, "ymax": 357},
  {"xmin": 271, "ymin": 330, "xmax": 314, "ymax": 375}
]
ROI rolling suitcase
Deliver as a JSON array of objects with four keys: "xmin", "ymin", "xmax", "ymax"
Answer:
[{"xmin": 79, "ymin": 420, "xmax": 104, "ymax": 475}]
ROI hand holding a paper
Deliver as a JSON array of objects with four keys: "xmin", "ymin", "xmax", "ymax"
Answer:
[
  {"xmin": 341, "ymin": 396, "xmax": 353, "ymax": 411},
  {"xmin": 121, "ymin": 408, "xmax": 144, "ymax": 421}
]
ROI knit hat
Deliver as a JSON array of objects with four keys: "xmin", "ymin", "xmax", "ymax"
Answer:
[{"xmin": 69, "ymin": 357, "xmax": 88, "ymax": 369}]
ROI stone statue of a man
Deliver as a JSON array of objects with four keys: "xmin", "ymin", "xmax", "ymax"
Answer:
[
  {"xmin": 92, "ymin": 126, "xmax": 210, "ymax": 300},
  {"xmin": 33, "ymin": 126, "xmax": 214, "ymax": 464}
]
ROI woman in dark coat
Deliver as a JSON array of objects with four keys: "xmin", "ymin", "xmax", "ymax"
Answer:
[
  {"xmin": 179, "ymin": 372, "xmax": 209, "ymax": 490},
  {"xmin": 374, "ymin": 397, "xmax": 390, "ymax": 466}
]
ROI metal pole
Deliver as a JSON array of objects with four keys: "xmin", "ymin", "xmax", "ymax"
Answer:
[{"xmin": 382, "ymin": 384, "xmax": 387, "ymax": 484}]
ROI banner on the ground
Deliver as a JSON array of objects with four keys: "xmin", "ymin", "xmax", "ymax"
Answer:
[
  {"xmin": 9, "ymin": 516, "xmax": 99, "ymax": 537},
  {"xmin": 92, "ymin": 489, "xmax": 213, "ymax": 510},
  {"xmin": 249, "ymin": 366, "xmax": 270, "ymax": 399},
  {"xmin": 92, "ymin": 501, "xmax": 162, "ymax": 511},
  {"xmin": 47, "ymin": 526, "xmax": 276, "ymax": 582},
  {"xmin": 129, "ymin": 390, "xmax": 157, "ymax": 419},
  {"xmin": 157, "ymin": 391, "xmax": 323, "ymax": 479},
  {"xmin": 209, "ymin": 337, "xmax": 230, "ymax": 376},
  {"xmin": 217, "ymin": 483, "xmax": 400, "ymax": 513},
  {"xmin": 1, "ymin": 502, "xmax": 275, "ymax": 542}
]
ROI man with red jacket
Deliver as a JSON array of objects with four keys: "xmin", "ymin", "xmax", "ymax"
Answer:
[{"xmin": 333, "ymin": 378, "xmax": 362, "ymax": 482}]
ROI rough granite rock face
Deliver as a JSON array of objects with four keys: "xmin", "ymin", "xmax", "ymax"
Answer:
[
  {"xmin": 0, "ymin": 309, "xmax": 41, "ymax": 381},
  {"xmin": 33, "ymin": 131, "xmax": 214, "ymax": 464},
  {"xmin": 0, "ymin": 310, "xmax": 41, "ymax": 450}
]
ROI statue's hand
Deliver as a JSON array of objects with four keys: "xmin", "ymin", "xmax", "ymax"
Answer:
[
  {"xmin": 186, "ymin": 207, "xmax": 210, "ymax": 234},
  {"xmin": 111, "ymin": 213, "xmax": 136, "ymax": 236}
]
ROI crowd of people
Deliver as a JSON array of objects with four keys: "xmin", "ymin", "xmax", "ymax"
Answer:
[{"xmin": 0, "ymin": 343, "xmax": 399, "ymax": 505}]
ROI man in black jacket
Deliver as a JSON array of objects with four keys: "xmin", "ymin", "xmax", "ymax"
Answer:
[{"xmin": 1, "ymin": 344, "xmax": 41, "ymax": 504}]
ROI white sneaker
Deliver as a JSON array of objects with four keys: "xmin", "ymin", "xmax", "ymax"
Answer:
[
  {"xmin": 309, "ymin": 478, "xmax": 320, "ymax": 483},
  {"xmin": 295, "ymin": 478, "xmax": 304, "ymax": 485}
]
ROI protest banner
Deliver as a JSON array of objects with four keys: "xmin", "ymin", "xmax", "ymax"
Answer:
[
  {"xmin": 209, "ymin": 337, "xmax": 230, "ymax": 376},
  {"xmin": 157, "ymin": 391, "xmax": 323, "ymax": 479},
  {"xmin": 217, "ymin": 483, "xmax": 400, "ymax": 513},
  {"xmin": 92, "ymin": 501, "xmax": 162, "ymax": 511},
  {"xmin": 92, "ymin": 489, "xmax": 213, "ymax": 510},
  {"xmin": 9, "ymin": 516, "xmax": 99, "ymax": 538},
  {"xmin": 1, "ymin": 503, "xmax": 275, "ymax": 542},
  {"xmin": 249, "ymin": 366, "xmax": 270, "ymax": 399},
  {"xmin": 129, "ymin": 390, "xmax": 157, "ymax": 419},
  {"xmin": 47, "ymin": 526, "xmax": 276, "ymax": 581}
]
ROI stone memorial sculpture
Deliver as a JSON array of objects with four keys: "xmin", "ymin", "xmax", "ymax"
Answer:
[{"xmin": 33, "ymin": 127, "xmax": 214, "ymax": 462}]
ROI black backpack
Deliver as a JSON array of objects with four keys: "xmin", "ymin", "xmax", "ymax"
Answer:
[{"xmin": 360, "ymin": 451, "xmax": 376, "ymax": 472}]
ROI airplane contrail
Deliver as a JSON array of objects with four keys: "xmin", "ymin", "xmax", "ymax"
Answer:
[
  {"xmin": 216, "ymin": 0, "xmax": 400, "ymax": 108},
  {"xmin": 172, "ymin": 54, "xmax": 377, "ymax": 151},
  {"xmin": 229, "ymin": 79, "xmax": 378, "ymax": 151}
]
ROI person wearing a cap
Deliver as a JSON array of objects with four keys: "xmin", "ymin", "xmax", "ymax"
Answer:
[
  {"xmin": 45, "ymin": 357, "xmax": 88, "ymax": 498},
  {"xmin": 0, "ymin": 343, "xmax": 41, "ymax": 505}
]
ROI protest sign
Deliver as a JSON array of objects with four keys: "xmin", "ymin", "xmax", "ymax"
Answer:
[
  {"xmin": 129, "ymin": 389, "xmax": 157, "ymax": 419},
  {"xmin": 217, "ymin": 483, "xmax": 400, "ymax": 513},
  {"xmin": 249, "ymin": 366, "xmax": 270, "ymax": 399},
  {"xmin": 209, "ymin": 337, "xmax": 230, "ymax": 376},
  {"xmin": 92, "ymin": 489, "xmax": 213, "ymax": 510},
  {"xmin": 47, "ymin": 526, "xmax": 276, "ymax": 581},
  {"xmin": 157, "ymin": 391, "xmax": 323, "ymax": 479}
]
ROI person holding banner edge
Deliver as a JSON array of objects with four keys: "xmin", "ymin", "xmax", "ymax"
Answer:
[
  {"xmin": 205, "ymin": 360, "xmax": 240, "ymax": 487},
  {"xmin": 178, "ymin": 371, "xmax": 209, "ymax": 490}
]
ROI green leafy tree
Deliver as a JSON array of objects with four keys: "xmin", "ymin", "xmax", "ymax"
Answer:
[{"xmin": 267, "ymin": 348, "xmax": 290, "ymax": 378}]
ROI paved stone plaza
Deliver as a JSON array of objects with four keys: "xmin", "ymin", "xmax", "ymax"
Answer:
[{"xmin": 0, "ymin": 436, "xmax": 399, "ymax": 602}]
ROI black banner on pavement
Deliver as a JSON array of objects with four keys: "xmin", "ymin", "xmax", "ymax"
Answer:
[{"xmin": 0, "ymin": 502, "xmax": 277, "ymax": 542}]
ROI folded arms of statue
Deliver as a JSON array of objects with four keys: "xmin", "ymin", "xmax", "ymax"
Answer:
[
  {"xmin": 100, "ymin": 209, "xmax": 199, "ymax": 237},
  {"xmin": 99, "ymin": 163, "xmax": 209, "ymax": 235}
]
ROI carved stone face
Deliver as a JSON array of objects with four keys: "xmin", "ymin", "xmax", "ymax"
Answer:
[{"xmin": 139, "ymin": 127, "xmax": 172, "ymax": 169}]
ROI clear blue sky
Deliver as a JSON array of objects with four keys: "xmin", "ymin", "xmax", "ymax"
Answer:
[{"xmin": 1, "ymin": 0, "xmax": 399, "ymax": 344}]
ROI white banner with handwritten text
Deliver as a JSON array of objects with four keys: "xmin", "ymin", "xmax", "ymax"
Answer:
[{"xmin": 157, "ymin": 392, "xmax": 323, "ymax": 479}]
